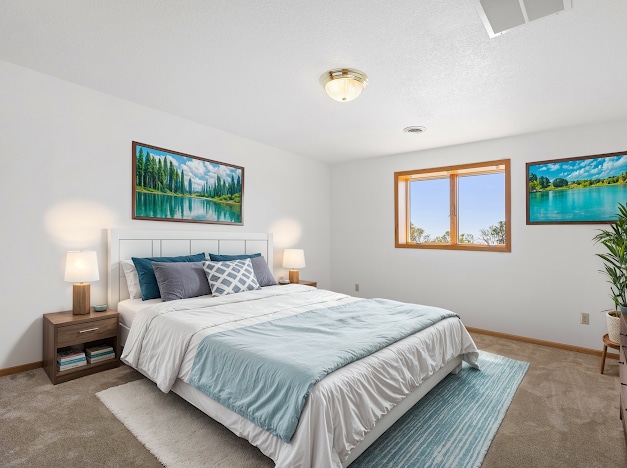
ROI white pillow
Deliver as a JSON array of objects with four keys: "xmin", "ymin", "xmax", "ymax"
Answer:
[
  {"xmin": 202, "ymin": 259, "xmax": 260, "ymax": 297},
  {"xmin": 121, "ymin": 259, "xmax": 142, "ymax": 300}
]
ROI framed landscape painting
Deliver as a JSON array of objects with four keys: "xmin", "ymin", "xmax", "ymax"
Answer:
[
  {"xmin": 526, "ymin": 151, "xmax": 627, "ymax": 224},
  {"xmin": 132, "ymin": 142, "xmax": 244, "ymax": 225}
]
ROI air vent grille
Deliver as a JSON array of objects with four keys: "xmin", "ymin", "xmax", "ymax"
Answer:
[
  {"xmin": 403, "ymin": 126, "xmax": 426, "ymax": 134},
  {"xmin": 477, "ymin": 0, "xmax": 572, "ymax": 37}
]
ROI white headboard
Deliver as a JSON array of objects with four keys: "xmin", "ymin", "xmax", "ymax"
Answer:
[{"xmin": 107, "ymin": 229, "xmax": 273, "ymax": 310}]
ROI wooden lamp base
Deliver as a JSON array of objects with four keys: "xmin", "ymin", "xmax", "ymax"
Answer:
[
  {"xmin": 288, "ymin": 269, "xmax": 300, "ymax": 284},
  {"xmin": 72, "ymin": 283, "xmax": 91, "ymax": 315}
]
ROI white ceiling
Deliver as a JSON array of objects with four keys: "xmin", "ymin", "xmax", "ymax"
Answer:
[{"xmin": 1, "ymin": 1, "xmax": 626, "ymax": 164}]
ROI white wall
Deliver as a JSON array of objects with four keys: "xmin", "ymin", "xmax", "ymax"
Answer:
[
  {"xmin": 0, "ymin": 60, "xmax": 330, "ymax": 369},
  {"xmin": 330, "ymin": 118, "xmax": 627, "ymax": 350},
  {"xmin": 3, "ymin": 55, "xmax": 625, "ymax": 369}
]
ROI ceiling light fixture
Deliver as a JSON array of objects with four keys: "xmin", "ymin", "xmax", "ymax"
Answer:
[{"xmin": 320, "ymin": 68, "xmax": 368, "ymax": 102}]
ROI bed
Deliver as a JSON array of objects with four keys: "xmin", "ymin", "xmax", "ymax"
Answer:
[{"xmin": 107, "ymin": 228, "xmax": 479, "ymax": 467}]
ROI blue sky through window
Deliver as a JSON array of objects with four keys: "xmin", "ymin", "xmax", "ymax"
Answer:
[{"xmin": 410, "ymin": 173, "xmax": 504, "ymax": 241}]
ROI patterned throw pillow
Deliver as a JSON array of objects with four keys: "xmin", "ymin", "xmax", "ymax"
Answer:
[
  {"xmin": 208, "ymin": 253, "xmax": 276, "ymax": 287},
  {"xmin": 202, "ymin": 259, "xmax": 261, "ymax": 297}
]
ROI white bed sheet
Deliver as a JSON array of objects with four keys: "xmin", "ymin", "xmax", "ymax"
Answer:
[
  {"xmin": 121, "ymin": 285, "xmax": 478, "ymax": 467},
  {"xmin": 117, "ymin": 297, "xmax": 161, "ymax": 329}
]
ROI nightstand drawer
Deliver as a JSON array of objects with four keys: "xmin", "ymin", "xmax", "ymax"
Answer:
[{"xmin": 57, "ymin": 317, "xmax": 118, "ymax": 347}]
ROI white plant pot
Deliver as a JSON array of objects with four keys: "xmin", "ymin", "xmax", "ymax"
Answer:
[{"xmin": 606, "ymin": 311, "xmax": 621, "ymax": 343}]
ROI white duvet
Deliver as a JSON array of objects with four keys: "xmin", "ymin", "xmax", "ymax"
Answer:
[{"xmin": 121, "ymin": 285, "xmax": 479, "ymax": 467}]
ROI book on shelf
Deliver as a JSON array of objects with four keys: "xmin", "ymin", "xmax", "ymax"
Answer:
[
  {"xmin": 87, "ymin": 349, "xmax": 114, "ymax": 358},
  {"xmin": 89, "ymin": 349, "xmax": 114, "ymax": 358},
  {"xmin": 85, "ymin": 345, "xmax": 114, "ymax": 356},
  {"xmin": 57, "ymin": 356, "xmax": 87, "ymax": 366},
  {"xmin": 87, "ymin": 353, "xmax": 115, "ymax": 364},
  {"xmin": 57, "ymin": 359, "xmax": 87, "ymax": 371},
  {"xmin": 57, "ymin": 346, "xmax": 85, "ymax": 363}
]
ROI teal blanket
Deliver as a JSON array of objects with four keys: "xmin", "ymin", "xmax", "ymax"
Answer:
[{"xmin": 189, "ymin": 298, "xmax": 458, "ymax": 442}]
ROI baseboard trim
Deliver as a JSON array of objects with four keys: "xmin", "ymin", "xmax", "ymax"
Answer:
[
  {"xmin": 0, "ymin": 361, "xmax": 42, "ymax": 377},
  {"xmin": 0, "ymin": 329, "xmax": 617, "ymax": 376},
  {"xmin": 466, "ymin": 327, "xmax": 619, "ymax": 359}
]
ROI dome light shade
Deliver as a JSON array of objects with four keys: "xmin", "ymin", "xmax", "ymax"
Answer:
[{"xmin": 320, "ymin": 68, "xmax": 368, "ymax": 102}]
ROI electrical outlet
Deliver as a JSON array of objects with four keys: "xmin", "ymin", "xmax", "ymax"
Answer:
[
  {"xmin": 355, "ymin": 283, "xmax": 360, "ymax": 292},
  {"xmin": 580, "ymin": 312, "xmax": 590, "ymax": 325}
]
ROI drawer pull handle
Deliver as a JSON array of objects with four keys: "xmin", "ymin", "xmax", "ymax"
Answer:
[{"xmin": 79, "ymin": 327, "xmax": 99, "ymax": 333}]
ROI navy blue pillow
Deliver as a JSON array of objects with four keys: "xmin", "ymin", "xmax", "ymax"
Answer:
[
  {"xmin": 208, "ymin": 252, "xmax": 261, "ymax": 261},
  {"xmin": 132, "ymin": 253, "xmax": 206, "ymax": 300}
]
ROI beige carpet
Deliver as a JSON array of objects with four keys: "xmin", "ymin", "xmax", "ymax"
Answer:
[{"xmin": 1, "ymin": 332, "xmax": 626, "ymax": 467}]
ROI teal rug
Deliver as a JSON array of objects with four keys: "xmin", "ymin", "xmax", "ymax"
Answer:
[{"xmin": 352, "ymin": 352, "xmax": 529, "ymax": 468}]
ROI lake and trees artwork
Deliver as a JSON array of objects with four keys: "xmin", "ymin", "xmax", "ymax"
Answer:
[
  {"xmin": 132, "ymin": 142, "xmax": 244, "ymax": 225},
  {"xmin": 527, "ymin": 151, "xmax": 627, "ymax": 224}
]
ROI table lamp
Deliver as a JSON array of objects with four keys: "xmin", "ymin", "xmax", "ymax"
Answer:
[
  {"xmin": 282, "ymin": 249, "xmax": 306, "ymax": 284},
  {"xmin": 64, "ymin": 250, "xmax": 99, "ymax": 315}
]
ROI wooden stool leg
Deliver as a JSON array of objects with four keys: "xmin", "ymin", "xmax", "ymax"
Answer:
[{"xmin": 600, "ymin": 344, "xmax": 608, "ymax": 374}]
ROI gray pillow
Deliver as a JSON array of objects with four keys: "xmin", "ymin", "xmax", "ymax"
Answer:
[
  {"xmin": 250, "ymin": 256, "xmax": 277, "ymax": 286},
  {"xmin": 152, "ymin": 261, "xmax": 211, "ymax": 302},
  {"xmin": 133, "ymin": 252, "xmax": 206, "ymax": 300}
]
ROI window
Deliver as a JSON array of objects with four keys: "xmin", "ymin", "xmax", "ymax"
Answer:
[{"xmin": 395, "ymin": 159, "xmax": 511, "ymax": 252}]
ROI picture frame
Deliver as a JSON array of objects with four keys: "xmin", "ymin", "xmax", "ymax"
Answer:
[
  {"xmin": 132, "ymin": 142, "xmax": 244, "ymax": 225},
  {"xmin": 526, "ymin": 150, "xmax": 627, "ymax": 224}
]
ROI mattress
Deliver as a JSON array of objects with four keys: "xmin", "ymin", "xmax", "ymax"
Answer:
[
  {"xmin": 117, "ymin": 297, "xmax": 161, "ymax": 329},
  {"xmin": 121, "ymin": 285, "xmax": 478, "ymax": 467}
]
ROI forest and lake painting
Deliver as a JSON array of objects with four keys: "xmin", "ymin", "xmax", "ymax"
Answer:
[
  {"xmin": 132, "ymin": 142, "xmax": 243, "ymax": 225},
  {"xmin": 527, "ymin": 152, "xmax": 627, "ymax": 224}
]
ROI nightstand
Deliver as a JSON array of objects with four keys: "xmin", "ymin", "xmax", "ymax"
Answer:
[
  {"xmin": 280, "ymin": 280, "xmax": 317, "ymax": 287},
  {"xmin": 43, "ymin": 309, "xmax": 120, "ymax": 384},
  {"xmin": 298, "ymin": 280, "xmax": 317, "ymax": 287}
]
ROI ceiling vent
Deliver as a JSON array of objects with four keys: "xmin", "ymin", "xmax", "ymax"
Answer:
[
  {"xmin": 477, "ymin": 0, "xmax": 572, "ymax": 37},
  {"xmin": 403, "ymin": 126, "xmax": 426, "ymax": 134}
]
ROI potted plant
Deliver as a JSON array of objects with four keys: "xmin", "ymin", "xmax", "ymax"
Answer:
[{"xmin": 593, "ymin": 202, "xmax": 627, "ymax": 342}]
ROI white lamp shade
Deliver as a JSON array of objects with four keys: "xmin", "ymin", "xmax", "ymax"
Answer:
[
  {"xmin": 64, "ymin": 250, "xmax": 99, "ymax": 283},
  {"xmin": 324, "ymin": 78, "xmax": 365, "ymax": 102},
  {"xmin": 282, "ymin": 249, "xmax": 306, "ymax": 269}
]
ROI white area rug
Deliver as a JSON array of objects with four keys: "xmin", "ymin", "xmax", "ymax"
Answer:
[
  {"xmin": 98, "ymin": 353, "xmax": 527, "ymax": 467},
  {"xmin": 96, "ymin": 379, "xmax": 272, "ymax": 467}
]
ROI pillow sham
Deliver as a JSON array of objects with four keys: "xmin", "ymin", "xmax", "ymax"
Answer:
[
  {"xmin": 152, "ymin": 261, "xmax": 211, "ymax": 302},
  {"xmin": 207, "ymin": 252, "xmax": 261, "ymax": 261},
  {"xmin": 250, "ymin": 256, "xmax": 277, "ymax": 286},
  {"xmin": 132, "ymin": 253, "xmax": 206, "ymax": 300},
  {"xmin": 121, "ymin": 259, "xmax": 142, "ymax": 300},
  {"xmin": 202, "ymin": 259, "xmax": 260, "ymax": 297}
]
